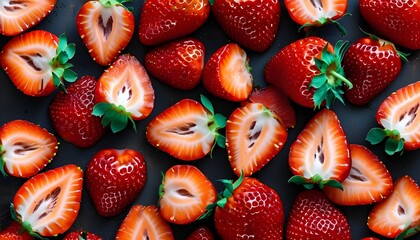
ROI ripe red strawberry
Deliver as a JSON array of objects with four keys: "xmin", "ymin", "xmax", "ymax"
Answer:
[
  {"xmin": 115, "ymin": 205, "xmax": 174, "ymax": 240},
  {"xmin": 159, "ymin": 165, "xmax": 217, "ymax": 224},
  {"xmin": 93, "ymin": 54, "xmax": 155, "ymax": 133},
  {"xmin": 0, "ymin": 221, "xmax": 34, "ymax": 240},
  {"xmin": 360, "ymin": 238, "xmax": 380, "ymax": 240},
  {"xmin": 288, "ymin": 109, "xmax": 350, "ymax": 189},
  {"xmin": 86, "ymin": 149, "xmax": 147, "ymax": 217},
  {"xmin": 284, "ymin": 0, "xmax": 348, "ymax": 35},
  {"xmin": 76, "ymin": 0, "xmax": 134, "ymax": 66},
  {"xmin": 186, "ymin": 226, "xmax": 214, "ymax": 240},
  {"xmin": 144, "ymin": 38, "xmax": 205, "ymax": 90},
  {"xmin": 202, "ymin": 43, "xmax": 253, "ymax": 102},
  {"xmin": 264, "ymin": 37, "xmax": 352, "ymax": 108},
  {"xmin": 0, "ymin": 1, "xmax": 56, "ymax": 36},
  {"xmin": 11, "ymin": 164, "xmax": 83, "ymax": 238},
  {"xmin": 0, "ymin": 30, "xmax": 77, "ymax": 96},
  {"xmin": 49, "ymin": 76, "xmax": 107, "ymax": 148},
  {"xmin": 359, "ymin": 0, "xmax": 420, "ymax": 50},
  {"xmin": 0, "ymin": 120, "xmax": 58, "ymax": 178},
  {"xmin": 323, "ymin": 144, "xmax": 393, "ymax": 205},
  {"xmin": 242, "ymin": 86, "xmax": 296, "ymax": 128},
  {"xmin": 343, "ymin": 35, "xmax": 405, "ymax": 106},
  {"xmin": 367, "ymin": 175, "xmax": 420, "ymax": 239},
  {"xmin": 366, "ymin": 81, "xmax": 420, "ymax": 155},
  {"xmin": 210, "ymin": 0, "xmax": 280, "ymax": 52},
  {"xmin": 286, "ymin": 190, "xmax": 351, "ymax": 239},
  {"xmin": 139, "ymin": 0, "xmax": 210, "ymax": 46},
  {"xmin": 213, "ymin": 176, "xmax": 284, "ymax": 240},
  {"xmin": 226, "ymin": 102, "xmax": 287, "ymax": 176},
  {"xmin": 63, "ymin": 230, "xmax": 102, "ymax": 240},
  {"xmin": 146, "ymin": 96, "xmax": 226, "ymax": 161}
]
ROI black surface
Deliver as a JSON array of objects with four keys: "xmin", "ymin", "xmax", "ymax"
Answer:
[{"xmin": 0, "ymin": 1, "xmax": 419, "ymax": 240}]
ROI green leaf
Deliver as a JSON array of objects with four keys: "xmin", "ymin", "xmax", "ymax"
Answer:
[
  {"xmin": 397, "ymin": 139, "xmax": 405, "ymax": 154},
  {"xmin": 53, "ymin": 67, "xmax": 64, "ymax": 78},
  {"xmin": 216, "ymin": 135, "xmax": 226, "ymax": 149},
  {"xmin": 58, "ymin": 51, "xmax": 69, "ymax": 64},
  {"xmin": 52, "ymin": 72, "xmax": 61, "ymax": 88},
  {"xmin": 10, "ymin": 203, "xmax": 17, "ymax": 221},
  {"xmin": 208, "ymin": 0, "xmax": 214, "ymax": 5},
  {"xmin": 63, "ymin": 69, "xmax": 77, "ymax": 82},
  {"xmin": 233, "ymin": 171, "xmax": 245, "ymax": 189},
  {"xmin": 64, "ymin": 43, "xmax": 76, "ymax": 59},
  {"xmin": 314, "ymin": 58, "xmax": 326, "ymax": 72},
  {"xmin": 312, "ymin": 83, "xmax": 328, "ymax": 108},
  {"xmin": 323, "ymin": 179, "xmax": 343, "ymax": 190},
  {"xmin": 102, "ymin": 109, "xmax": 119, "ymax": 127},
  {"xmin": 333, "ymin": 20, "xmax": 347, "ymax": 36},
  {"xmin": 385, "ymin": 138, "xmax": 401, "ymax": 155},
  {"xmin": 214, "ymin": 113, "xmax": 227, "ymax": 128},
  {"xmin": 310, "ymin": 74, "xmax": 327, "ymax": 88},
  {"xmin": 288, "ymin": 175, "xmax": 308, "ymax": 185},
  {"xmin": 57, "ymin": 33, "xmax": 67, "ymax": 53},
  {"xmin": 302, "ymin": 183, "xmax": 315, "ymax": 190},
  {"xmin": 110, "ymin": 114, "xmax": 128, "ymax": 133},
  {"xmin": 158, "ymin": 171, "xmax": 165, "ymax": 200},
  {"xmin": 0, "ymin": 147, "xmax": 8, "ymax": 177},
  {"xmin": 200, "ymin": 95, "xmax": 214, "ymax": 115},
  {"xmin": 216, "ymin": 198, "xmax": 227, "ymax": 208},
  {"xmin": 92, "ymin": 102, "xmax": 113, "ymax": 117},
  {"xmin": 366, "ymin": 128, "xmax": 388, "ymax": 145},
  {"xmin": 198, "ymin": 203, "xmax": 216, "ymax": 220}
]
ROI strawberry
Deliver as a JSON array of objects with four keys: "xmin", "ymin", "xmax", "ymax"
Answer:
[
  {"xmin": 359, "ymin": 0, "xmax": 420, "ymax": 50},
  {"xmin": 366, "ymin": 81, "xmax": 420, "ymax": 155},
  {"xmin": 0, "ymin": 221, "xmax": 34, "ymax": 240},
  {"xmin": 146, "ymin": 95, "xmax": 226, "ymax": 161},
  {"xmin": 212, "ymin": 176, "xmax": 284, "ymax": 240},
  {"xmin": 226, "ymin": 102, "xmax": 288, "ymax": 176},
  {"xmin": 0, "ymin": 30, "xmax": 77, "ymax": 96},
  {"xmin": 367, "ymin": 175, "xmax": 420, "ymax": 239},
  {"xmin": 49, "ymin": 76, "xmax": 107, "ymax": 148},
  {"xmin": 360, "ymin": 238, "xmax": 380, "ymax": 240},
  {"xmin": 0, "ymin": 120, "xmax": 58, "ymax": 178},
  {"xmin": 210, "ymin": 0, "xmax": 280, "ymax": 52},
  {"xmin": 11, "ymin": 164, "xmax": 83, "ymax": 238},
  {"xmin": 63, "ymin": 230, "xmax": 102, "ymax": 240},
  {"xmin": 144, "ymin": 38, "xmax": 205, "ymax": 90},
  {"xmin": 242, "ymin": 86, "xmax": 296, "ymax": 128},
  {"xmin": 264, "ymin": 37, "xmax": 352, "ymax": 108},
  {"xmin": 138, "ymin": 0, "xmax": 210, "ymax": 46},
  {"xmin": 202, "ymin": 43, "xmax": 253, "ymax": 102},
  {"xmin": 284, "ymin": 0, "xmax": 348, "ymax": 35},
  {"xmin": 288, "ymin": 109, "xmax": 351, "ymax": 189},
  {"xmin": 159, "ymin": 165, "xmax": 217, "ymax": 224},
  {"xmin": 115, "ymin": 205, "xmax": 174, "ymax": 240},
  {"xmin": 86, "ymin": 148, "xmax": 147, "ymax": 217},
  {"xmin": 323, "ymin": 144, "xmax": 393, "ymax": 205},
  {"xmin": 343, "ymin": 35, "xmax": 406, "ymax": 106},
  {"xmin": 286, "ymin": 190, "xmax": 351, "ymax": 239},
  {"xmin": 186, "ymin": 226, "xmax": 214, "ymax": 240},
  {"xmin": 0, "ymin": 0, "xmax": 56, "ymax": 36},
  {"xmin": 76, "ymin": 0, "xmax": 134, "ymax": 66},
  {"xmin": 93, "ymin": 54, "xmax": 155, "ymax": 133}
]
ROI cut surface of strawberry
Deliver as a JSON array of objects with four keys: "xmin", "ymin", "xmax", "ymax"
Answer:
[{"xmin": 0, "ymin": 120, "xmax": 58, "ymax": 178}]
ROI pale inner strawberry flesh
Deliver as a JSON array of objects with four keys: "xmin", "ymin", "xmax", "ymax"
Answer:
[
  {"xmin": 167, "ymin": 122, "xmax": 196, "ymax": 135},
  {"xmin": 3, "ymin": 1, "xmax": 26, "ymax": 12},
  {"xmin": 31, "ymin": 187, "xmax": 61, "ymax": 221},
  {"xmin": 347, "ymin": 166, "xmax": 368, "ymax": 182},
  {"xmin": 98, "ymin": 11, "xmax": 113, "ymax": 40},
  {"xmin": 398, "ymin": 103, "xmax": 419, "ymax": 128},
  {"xmin": 247, "ymin": 120, "xmax": 262, "ymax": 148}
]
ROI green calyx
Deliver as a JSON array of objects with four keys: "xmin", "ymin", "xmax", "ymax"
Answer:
[
  {"xmin": 79, "ymin": 231, "xmax": 88, "ymax": 240},
  {"xmin": 299, "ymin": 13, "xmax": 350, "ymax": 37},
  {"xmin": 99, "ymin": 0, "xmax": 134, "ymax": 11},
  {"xmin": 0, "ymin": 145, "xmax": 7, "ymax": 177},
  {"xmin": 309, "ymin": 40, "xmax": 352, "ymax": 109},
  {"xmin": 49, "ymin": 33, "xmax": 77, "ymax": 93},
  {"xmin": 10, "ymin": 204, "xmax": 48, "ymax": 240},
  {"xmin": 395, "ymin": 225, "xmax": 420, "ymax": 240},
  {"xmin": 92, "ymin": 102, "xmax": 136, "ymax": 133},
  {"xmin": 288, "ymin": 174, "xmax": 343, "ymax": 190},
  {"xmin": 366, "ymin": 128, "xmax": 405, "ymax": 155},
  {"xmin": 208, "ymin": 0, "xmax": 214, "ymax": 5}
]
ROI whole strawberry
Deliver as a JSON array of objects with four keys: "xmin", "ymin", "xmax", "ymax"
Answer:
[
  {"xmin": 63, "ymin": 230, "xmax": 102, "ymax": 240},
  {"xmin": 186, "ymin": 226, "xmax": 214, "ymax": 240},
  {"xmin": 49, "ymin": 76, "xmax": 107, "ymax": 148},
  {"xmin": 211, "ymin": 0, "xmax": 280, "ymax": 52},
  {"xmin": 286, "ymin": 190, "xmax": 351, "ymax": 240},
  {"xmin": 86, "ymin": 149, "xmax": 147, "ymax": 217}
]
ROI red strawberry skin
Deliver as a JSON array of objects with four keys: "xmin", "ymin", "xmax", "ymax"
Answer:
[
  {"xmin": 211, "ymin": 0, "xmax": 280, "ymax": 52},
  {"xmin": 63, "ymin": 230, "xmax": 102, "ymax": 240},
  {"xmin": 0, "ymin": 221, "xmax": 34, "ymax": 240},
  {"xmin": 186, "ymin": 226, "xmax": 214, "ymax": 240},
  {"xmin": 86, "ymin": 149, "xmax": 147, "ymax": 217},
  {"xmin": 343, "ymin": 37, "xmax": 402, "ymax": 105},
  {"xmin": 144, "ymin": 38, "xmax": 205, "ymax": 90},
  {"xmin": 49, "ymin": 76, "xmax": 107, "ymax": 148},
  {"xmin": 359, "ymin": 0, "xmax": 420, "ymax": 50}
]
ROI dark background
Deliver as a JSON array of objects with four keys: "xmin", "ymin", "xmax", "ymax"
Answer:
[{"xmin": 0, "ymin": 1, "xmax": 419, "ymax": 239}]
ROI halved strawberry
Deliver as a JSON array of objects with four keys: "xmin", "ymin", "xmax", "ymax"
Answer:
[
  {"xmin": 159, "ymin": 165, "xmax": 217, "ymax": 224},
  {"xmin": 0, "ymin": 120, "xmax": 58, "ymax": 178},
  {"xmin": 115, "ymin": 205, "xmax": 174, "ymax": 240},
  {"xmin": 146, "ymin": 96, "xmax": 226, "ymax": 161},
  {"xmin": 242, "ymin": 86, "xmax": 296, "ymax": 128},
  {"xmin": 0, "ymin": 30, "xmax": 77, "ymax": 96},
  {"xmin": 366, "ymin": 81, "xmax": 420, "ymax": 155},
  {"xmin": 323, "ymin": 144, "xmax": 393, "ymax": 205},
  {"xmin": 288, "ymin": 109, "xmax": 350, "ymax": 189},
  {"xmin": 76, "ymin": 0, "xmax": 134, "ymax": 66},
  {"xmin": 202, "ymin": 43, "xmax": 253, "ymax": 102},
  {"xmin": 11, "ymin": 164, "xmax": 83, "ymax": 238},
  {"xmin": 0, "ymin": 0, "xmax": 56, "ymax": 36},
  {"xmin": 367, "ymin": 175, "xmax": 420, "ymax": 239},
  {"xmin": 93, "ymin": 54, "xmax": 155, "ymax": 133},
  {"xmin": 226, "ymin": 102, "xmax": 288, "ymax": 176}
]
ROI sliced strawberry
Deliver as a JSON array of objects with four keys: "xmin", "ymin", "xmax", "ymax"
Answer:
[
  {"xmin": 367, "ymin": 81, "xmax": 420, "ymax": 155},
  {"xmin": 226, "ymin": 102, "xmax": 287, "ymax": 176},
  {"xmin": 93, "ymin": 54, "xmax": 155, "ymax": 132},
  {"xmin": 0, "ymin": 0, "xmax": 56, "ymax": 36},
  {"xmin": 0, "ymin": 120, "xmax": 58, "ymax": 178},
  {"xmin": 323, "ymin": 144, "xmax": 393, "ymax": 205},
  {"xmin": 12, "ymin": 164, "xmax": 83, "ymax": 238},
  {"xmin": 186, "ymin": 226, "xmax": 214, "ymax": 240},
  {"xmin": 0, "ymin": 221, "xmax": 34, "ymax": 240},
  {"xmin": 115, "ymin": 205, "xmax": 174, "ymax": 240},
  {"xmin": 202, "ymin": 43, "xmax": 253, "ymax": 102},
  {"xmin": 242, "ymin": 86, "xmax": 296, "ymax": 128},
  {"xmin": 288, "ymin": 109, "xmax": 350, "ymax": 188},
  {"xmin": 76, "ymin": 0, "xmax": 134, "ymax": 66},
  {"xmin": 368, "ymin": 175, "xmax": 420, "ymax": 239}
]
